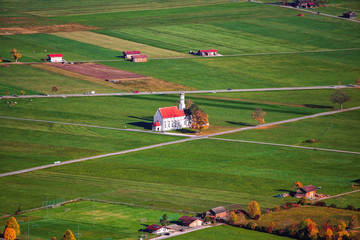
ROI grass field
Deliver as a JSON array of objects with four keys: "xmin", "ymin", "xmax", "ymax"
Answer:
[
  {"xmin": 52, "ymin": 31, "xmax": 188, "ymax": 58},
  {"xmin": 1, "ymin": 138, "xmax": 358, "ymax": 214},
  {"xmin": 215, "ymin": 109, "xmax": 360, "ymax": 152},
  {"xmin": 0, "ymin": 201, "xmax": 180, "ymax": 240},
  {"xmin": 171, "ymin": 225, "xmax": 291, "ymax": 240},
  {"xmin": 0, "ymin": 117, "xmax": 183, "ymax": 173}
]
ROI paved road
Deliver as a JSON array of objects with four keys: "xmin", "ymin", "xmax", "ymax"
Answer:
[
  {"xmin": 0, "ymin": 137, "xmax": 197, "ymax": 178},
  {"xmin": 1, "ymin": 106, "xmax": 359, "ymax": 178},
  {"xmin": 0, "ymin": 85, "xmax": 355, "ymax": 99},
  {"xmin": 207, "ymin": 106, "xmax": 360, "ymax": 137},
  {"xmin": 211, "ymin": 138, "xmax": 360, "ymax": 155}
]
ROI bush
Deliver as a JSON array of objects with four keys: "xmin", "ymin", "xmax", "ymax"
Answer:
[
  {"xmin": 330, "ymin": 204, "xmax": 337, "ymax": 208},
  {"xmin": 314, "ymin": 201, "xmax": 327, "ymax": 207},
  {"xmin": 246, "ymin": 222, "xmax": 257, "ymax": 230},
  {"xmin": 253, "ymin": 215, "xmax": 261, "ymax": 220},
  {"xmin": 273, "ymin": 206, "xmax": 281, "ymax": 212},
  {"xmin": 299, "ymin": 197, "xmax": 309, "ymax": 205},
  {"xmin": 346, "ymin": 205, "xmax": 356, "ymax": 211}
]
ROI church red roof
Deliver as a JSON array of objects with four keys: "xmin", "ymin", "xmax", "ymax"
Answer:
[{"xmin": 159, "ymin": 106, "xmax": 185, "ymax": 119}]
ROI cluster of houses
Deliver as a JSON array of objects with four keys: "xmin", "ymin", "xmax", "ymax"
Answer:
[
  {"xmin": 152, "ymin": 93, "xmax": 192, "ymax": 132},
  {"xmin": 122, "ymin": 51, "xmax": 147, "ymax": 62},
  {"xmin": 145, "ymin": 206, "xmax": 228, "ymax": 235}
]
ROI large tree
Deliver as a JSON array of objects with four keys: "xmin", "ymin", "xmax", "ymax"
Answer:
[
  {"xmin": 10, "ymin": 49, "xmax": 22, "ymax": 63},
  {"xmin": 248, "ymin": 201, "xmax": 261, "ymax": 219},
  {"xmin": 4, "ymin": 217, "xmax": 20, "ymax": 236},
  {"xmin": 330, "ymin": 90, "xmax": 350, "ymax": 110},
  {"xmin": 251, "ymin": 108, "xmax": 266, "ymax": 126},
  {"xmin": 62, "ymin": 230, "xmax": 76, "ymax": 240},
  {"xmin": 160, "ymin": 214, "xmax": 170, "ymax": 226},
  {"xmin": 191, "ymin": 110, "xmax": 209, "ymax": 134}
]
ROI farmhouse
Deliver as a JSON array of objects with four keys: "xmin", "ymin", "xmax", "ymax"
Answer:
[
  {"xmin": 178, "ymin": 216, "xmax": 203, "ymax": 227},
  {"xmin": 343, "ymin": 11, "xmax": 357, "ymax": 18},
  {"xmin": 123, "ymin": 50, "xmax": 141, "ymax": 60},
  {"xmin": 203, "ymin": 206, "xmax": 227, "ymax": 219},
  {"xmin": 145, "ymin": 224, "xmax": 169, "ymax": 234},
  {"xmin": 295, "ymin": 185, "xmax": 317, "ymax": 199},
  {"xmin": 48, "ymin": 54, "xmax": 63, "ymax": 63},
  {"xmin": 152, "ymin": 93, "xmax": 192, "ymax": 132},
  {"xmin": 196, "ymin": 49, "xmax": 218, "ymax": 56},
  {"xmin": 131, "ymin": 54, "xmax": 147, "ymax": 62},
  {"xmin": 294, "ymin": 0, "xmax": 314, "ymax": 8}
]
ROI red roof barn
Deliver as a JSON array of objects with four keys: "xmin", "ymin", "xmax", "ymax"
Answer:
[
  {"xmin": 196, "ymin": 49, "xmax": 218, "ymax": 56},
  {"xmin": 131, "ymin": 54, "xmax": 147, "ymax": 62},
  {"xmin": 123, "ymin": 51, "xmax": 141, "ymax": 60},
  {"xmin": 48, "ymin": 54, "xmax": 63, "ymax": 63}
]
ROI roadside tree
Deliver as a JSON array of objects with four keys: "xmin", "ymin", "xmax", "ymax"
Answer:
[
  {"xmin": 160, "ymin": 214, "xmax": 170, "ymax": 226},
  {"xmin": 10, "ymin": 49, "xmax": 22, "ymax": 63},
  {"xmin": 5, "ymin": 217, "xmax": 20, "ymax": 236},
  {"xmin": 62, "ymin": 230, "xmax": 76, "ymax": 240},
  {"xmin": 248, "ymin": 201, "xmax": 261, "ymax": 219},
  {"xmin": 251, "ymin": 108, "xmax": 266, "ymax": 126},
  {"xmin": 191, "ymin": 110, "xmax": 209, "ymax": 134},
  {"xmin": 330, "ymin": 90, "xmax": 350, "ymax": 110},
  {"xmin": 3, "ymin": 228, "xmax": 16, "ymax": 240}
]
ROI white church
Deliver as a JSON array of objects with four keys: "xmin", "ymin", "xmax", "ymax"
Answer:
[{"xmin": 152, "ymin": 93, "xmax": 192, "ymax": 132}]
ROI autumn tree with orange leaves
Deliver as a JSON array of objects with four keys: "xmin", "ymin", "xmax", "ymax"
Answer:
[
  {"xmin": 4, "ymin": 217, "xmax": 20, "ymax": 236},
  {"xmin": 10, "ymin": 49, "xmax": 22, "ymax": 63},
  {"xmin": 62, "ymin": 229, "xmax": 76, "ymax": 240},
  {"xmin": 293, "ymin": 181, "xmax": 303, "ymax": 191},
  {"xmin": 251, "ymin": 108, "xmax": 266, "ymax": 126},
  {"xmin": 298, "ymin": 218, "xmax": 319, "ymax": 240},
  {"xmin": 192, "ymin": 110, "xmax": 209, "ymax": 134},
  {"xmin": 3, "ymin": 227, "xmax": 16, "ymax": 240}
]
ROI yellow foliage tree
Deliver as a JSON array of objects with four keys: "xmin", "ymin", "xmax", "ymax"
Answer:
[
  {"xmin": 5, "ymin": 216, "xmax": 20, "ymax": 236},
  {"xmin": 248, "ymin": 201, "xmax": 261, "ymax": 219},
  {"xmin": 335, "ymin": 230, "xmax": 350, "ymax": 240},
  {"xmin": 228, "ymin": 211, "xmax": 239, "ymax": 225},
  {"xmin": 293, "ymin": 181, "xmax": 303, "ymax": 190},
  {"xmin": 324, "ymin": 228, "xmax": 333, "ymax": 240},
  {"xmin": 336, "ymin": 219, "xmax": 346, "ymax": 232},
  {"xmin": 62, "ymin": 229, "xmax": 76, "ymax": 240},
  {"xmin": 251, "ymin": 108, "xmax": 266, "ymax": 126},
  {"xmin": 10, "ymin": 49, "xmax": 22, "ymax": 63},
  {"xmin": 4, "ymin": 227, "xmax": 16, "ymax": 240},
  {"xmin": 191, "ymin": 110, "xmax": 209, "ymax": 134}
]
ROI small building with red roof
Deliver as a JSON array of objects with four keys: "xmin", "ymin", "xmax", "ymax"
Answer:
[
  {"xmin": 123, "ymin": 51, "xmax": 141, "ymax": 60},
  {"xmin": 131, "ymin": 54, "xmax": 147, "ymax": 62},
  {"xmin": 196, "ymin": 49, "xmax": 218, "ymax": 56},
  {"xmin": 145, "ymin": 224, "xmax": 169, "ymax": 234},
  {"xmin": 48, "ymin": 54, "xmax": 63, "ymax": 63},
  {"xmin": 153, "ymin": 93, "xmax": 192, "ymax": 132}
]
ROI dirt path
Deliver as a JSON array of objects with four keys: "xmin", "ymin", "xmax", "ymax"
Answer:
[{"xmin": 313, "ymin": 189, "xmax": 360, "ymax": 202}]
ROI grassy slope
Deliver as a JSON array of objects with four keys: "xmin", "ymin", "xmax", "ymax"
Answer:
[
  {"xmin": 0, "ymin": 201, "xmax": 177, "ymax": 240},
  {"xmin": 1, "ymin": 138, "xmax": 358, "ymax": 213},
  {"xmin": 171, "ymin": 225, "xmax": 291, "ymax": 240},
  {"xmin": 214, "ymin": 109, "xmax": 360, "ymax": 152}
]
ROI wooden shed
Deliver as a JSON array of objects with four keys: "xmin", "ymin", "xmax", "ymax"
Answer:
[
  {"xmin": 123, "ymin": 51, "xmax": 141, "ymax": 60},
  {"xmin": 295, "ymin": 185, "xmax": 317, "ymax": 199},
  {"xmin": 48, "ymin": 54, "xmax": 63, "ymax": 63},
  {"xmin": 178, "ymin": 216, "xmax": 203, "ymax": 227},
  {"xmin": 343, "ymin": 11, "xmax": 357, "ymax": 18},
  {"xmin": 131, "ymin": 54, "xmax": 147, "ymax": 62}
]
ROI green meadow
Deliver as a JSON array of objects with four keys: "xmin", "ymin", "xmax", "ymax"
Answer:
[
  {"xmin": 1, "ymin": 138, "xmax": 358, "ymax": 213},
  {"xmin": 0, "ymin": 201, "xmax": 179, "ymax": 240},
  {"xmin": 215, "ymin": 109, "xmax": 360, "ymax": 152}
]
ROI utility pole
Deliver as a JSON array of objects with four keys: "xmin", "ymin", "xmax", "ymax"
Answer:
[
  {"xmin": 78, "ymin": 225, "xmax": 80, "ymax": 240},
  {"xmin": 93, "ymin": 204, "xmax": 95, "ymax": 228},
  {"xmin": 46, "ymin": 196, "xmax": 49, "ymax": 219}
]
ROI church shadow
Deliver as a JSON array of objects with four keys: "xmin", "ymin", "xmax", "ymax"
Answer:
[
  {"xmin": 127, "ymin": 121, "xmax": 152, "ymax": 130},
  {"xmin": 174, "ymin": 128, "xmax": 196, "ymax": 133}
]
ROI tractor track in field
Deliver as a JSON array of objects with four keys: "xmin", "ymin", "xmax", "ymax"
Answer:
[{"xmin": 0, "ymin": 106, "xmax": 359, "ymax": 178}]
